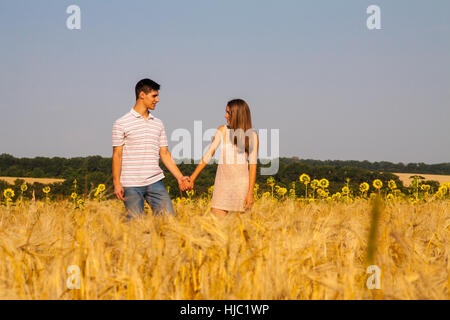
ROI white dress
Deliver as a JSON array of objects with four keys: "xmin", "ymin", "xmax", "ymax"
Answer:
[{"xmin": 210, "ymin": 126, "xmax": 258, "ymax": 212}]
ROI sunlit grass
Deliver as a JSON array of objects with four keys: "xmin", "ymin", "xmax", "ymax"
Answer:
[{"xmin": 0, "ymin": 197, "xmax": 448, "ymax": 299}]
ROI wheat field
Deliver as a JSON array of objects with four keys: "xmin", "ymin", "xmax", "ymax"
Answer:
[
  {"xmin": 0, "ymin": 177, "xmax": 65, "ymax": 185},
  {"xmin": 393, "ymin": 173, "xmax": 450, "ymax": 187},
  {"xmin": 0, "ymin": 198, "xmax": 448, "ymax": 300}
]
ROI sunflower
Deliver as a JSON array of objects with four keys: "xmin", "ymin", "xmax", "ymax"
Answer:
[
  {"xmin": 43, "ymin": 186, "xmax": 51, "ymax": 194},
  {"xmin": 438, "ymin": 185, "xmax": 448, "ymax": 195},
  {"xmin": 317, "ymin": 188, "xmax": 326, "ymax": 197},
  {"xmin": 342, "ymin": 186, "xmax": 350, "ymax": 195},
  {"xmin": 420, "ymin": 184, "xmax": 430, "ymax": 192},
  {"xmin": 289, "ymin": 188, "xmax": 296, "ymax": 198},
  {"xmin": 262, "ymin": 192, "xmax": 271, "ymax": 199},
  {"xmin": 266, "ymin": 176, "xmax": 275, "ymax": 187},
  {"xmin": 277, "ymin": 187, "xmax": 287, "ymax": 197},
  {"xmin": 386, "ymin": 193, "xmax": 394, "ymax": 201},
  {"xmin": 359, "ymin": 182, "xmax": 369, "ymax": 193},
  {"xmin": 388, "ymin": 180, "xmax": 397, "ymax": 190},
  {"xmin": 310, "ymin": 179, "xmax": 319, "ymax": 189},
  {"xmin": 21, "ymin": 184, "xmax": 28, "ymax": 192},
  {"xmin": 77, "ymin": 199, "xmax": 85, "ymax": 206},
  {"xmin": 186, "ymin": 189, "xmax": 195, "ymax": 198},
  {"xmin": 97, "ymin": 184, "xmax": 106, "ymax": 192},
  {"xmin": 299, "ymin": 174, "xmax": 310, "ymax": 185},
  {"xmin": 319, "ymin": 178, "xmax": 329, "ymax": 189},
  {"xmin": 373, "ymin": 179, "xmax": 383, "ymax": 190},
  {"xmin": 4, "ymin": 188, "xmax": 15, "ymax": 199},
  {"xmin": 433, "ymin": 191, "xmax": 442, "ymax": 199},
  {"xmin": 71, "ymin": 192, "xmax": 78, "ymax": 200},
  {"xmin": 208, "ymin": 185, "xmax": 214, "ymax": 194}
]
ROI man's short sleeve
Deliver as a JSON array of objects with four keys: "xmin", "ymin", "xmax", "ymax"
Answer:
[
  {"xmin": 159, "ymin": 120, "xmax": 169, "ymax": 147},
  {"xmin": 112, "ymin": 121, "xmax": 125, "ymax": 147}
]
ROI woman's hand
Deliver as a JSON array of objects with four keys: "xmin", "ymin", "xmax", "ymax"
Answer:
[
  {"xmin": 243, "ymin": 193, "xmax": 254, "ymax": 211},
  {"xmin": 188, "ymin": 176, "xmax": 195, "ymax": 190}
]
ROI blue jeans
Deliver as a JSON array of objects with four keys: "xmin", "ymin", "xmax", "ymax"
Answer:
[{"xmin": 123, "ymin": 180, "xmax": 174, "ymax": 219}]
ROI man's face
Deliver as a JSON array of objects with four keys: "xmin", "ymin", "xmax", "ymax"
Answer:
[{"xmin": 142, "ymin": 90, "xmax": 159, "ymax": 110}]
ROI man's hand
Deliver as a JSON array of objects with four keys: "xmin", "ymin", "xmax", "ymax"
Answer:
[
  {"xmin": 114, "ymin": 183, "xmax": 125, "ymax": 201},
  {"xmin": 177, "ymin": 176, "xmax": 192, "ymax": 191},
  {"xmin": 243, "ymin": 193, "xmax": 254, "ymax": 211}
]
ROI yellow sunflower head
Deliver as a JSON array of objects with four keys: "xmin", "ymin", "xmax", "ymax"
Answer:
[
  {"xmin": 438, "ymin": 185, "xmax": 448, "ymax": 195},
  {"xmin": 21, "ymin": 184, "xmax": 28, "ymax": 192},
  {"xmin": 388, "ymin": 180, "xmax": 397, "ymax": 190},
  {"xmin": 277, "ymin": 187, "xmax": 287, "ymax": 197},
  {"xmin": 299, "ymin": 174, "xmax": 310, "ymax": 185},
  {"xmin": 4, "ymin": 188, "xmax": 15, "ymax": 199},
  {"xmin": 71, "ymin": 192, "xmax": 78, "ymax": 200},
  {"xmin": 266, "ymin": 176, "xmax": 275, "ymax": 187},
  {"xmin": 43, "ymin": 186, "xmax": 51, "ymax": 194},
  {"xmin": 186, "ymin": 189, "xmax": 195, "ymax": 198},
  {"xmin": 97, "ymin": 184, "xmax": 106, "ymax": 192},
  {"xmin": 310, "ymin": 179, "xmax": 319, "ymax": 189},
  {"xmin": 319, "ymin": 178, "xmax": 329, "ymax": 189},
  {"xmin": 359, "ymin": 182, "xmax": 369, "ymax": 193},
  {"xmin": 317, "ymin": 188, "xmax": 325, "ymax": 197},
  {"xmin": 342, "ymin": 186, "xmax": 350, "ymax": 195},
  {"xmin": 373, "ymin": 179, "xmax": 383, "ymax": 189}
]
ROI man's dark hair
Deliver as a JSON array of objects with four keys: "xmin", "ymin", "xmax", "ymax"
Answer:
[{"xmin": 135, "ymin": 78, "xmax": 160, "ymax": 100}]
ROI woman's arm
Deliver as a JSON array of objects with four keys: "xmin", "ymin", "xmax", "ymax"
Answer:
[
  {"xmin": 244, "ymin": 131, "xmax": 259, "ymax": 210},
  {"xmin": 190, "ymin": 125, "xmax": 225, "ymax": 184}
]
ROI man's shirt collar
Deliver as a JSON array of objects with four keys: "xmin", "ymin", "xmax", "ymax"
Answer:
[{"xmin": 131, "ymin": 108, "xmax": 154, "ymax": 120}]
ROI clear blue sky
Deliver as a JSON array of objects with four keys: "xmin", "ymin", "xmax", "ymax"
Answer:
[{"xmin": 0, "ymin": 0, "xmax": 449, "ymax": 163}]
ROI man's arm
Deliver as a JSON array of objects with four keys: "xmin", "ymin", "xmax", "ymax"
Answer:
[
  {"xmin": 112, "ymin": 146, "xmax": 125, "ymax": 200},
  {"xmin": 159, "ymin": 146, "xmax": 190, "ymax": 191}
]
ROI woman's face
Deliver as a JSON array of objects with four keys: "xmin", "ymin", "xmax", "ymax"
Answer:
[{"xmin": 225, "ymin": 106, "xmax": 231, "ymax": 126}]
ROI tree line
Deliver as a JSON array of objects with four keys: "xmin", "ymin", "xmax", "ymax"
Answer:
[{"xmin": 0, "ymin": 153, "xmax": 446, "ymax": 199}]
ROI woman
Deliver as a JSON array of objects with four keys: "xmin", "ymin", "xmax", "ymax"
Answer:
[{"xmin": 189, "ymin": 99, "xmax": 259, "ymax": 217}]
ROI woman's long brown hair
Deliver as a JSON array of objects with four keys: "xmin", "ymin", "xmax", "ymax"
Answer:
[{"xmin": 227, "ymin": 99, "xmax": 253, "ymax": 155}]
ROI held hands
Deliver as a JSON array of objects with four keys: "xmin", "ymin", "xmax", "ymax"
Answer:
[{"xmin": 177, "ymin": 176, "xmax": 193, "ymax": 191}]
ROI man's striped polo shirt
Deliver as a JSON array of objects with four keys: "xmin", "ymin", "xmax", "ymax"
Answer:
[{"xmin": 112, "ymin": 108, "xmax": 169, "ymax": 187}]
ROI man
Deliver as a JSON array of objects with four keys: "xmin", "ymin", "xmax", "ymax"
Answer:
[{"xmin": 112, "ymin": 78, "xmax": 190, "ymax": 218}]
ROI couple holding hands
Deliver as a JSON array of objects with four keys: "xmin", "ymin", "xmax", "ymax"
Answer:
[{"xmin": 112, "ymin": 78, "xmax": 258, "ymax": 219}]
